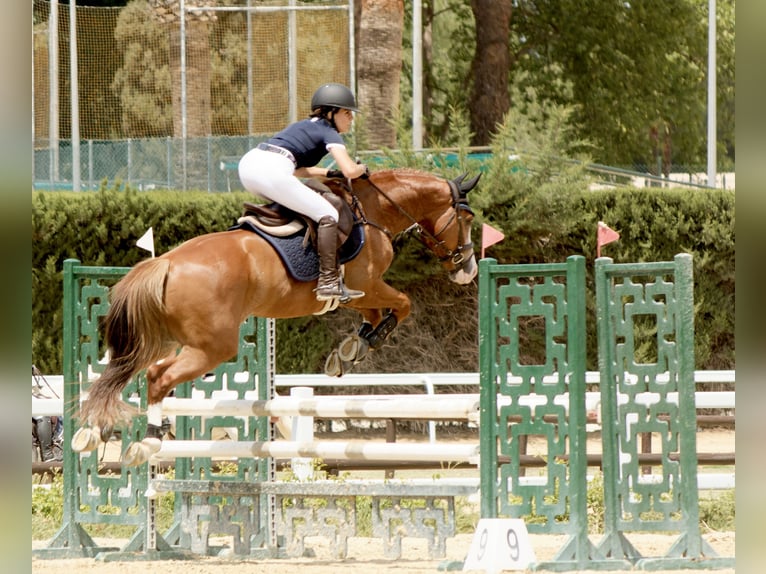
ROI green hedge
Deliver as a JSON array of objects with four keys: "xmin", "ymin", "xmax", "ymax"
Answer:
[{"xmin": 32, "ymin": 182, "xmax": 734, "ymax": 374}]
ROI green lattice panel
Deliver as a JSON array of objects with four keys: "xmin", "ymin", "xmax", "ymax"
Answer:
[
  {"xmin": 495, "ymin": 276, "xmax": 572, "ymax": 530},
  {"xmin": 597, "ymin": 258, "xmax": 699, "ymax": 533},
  {"xmin": 479, "ymin": 256, "xmax": 588, "ymax": 539},
  {"xmin": 593, "ymin": 255, "xmax": 732, "ymax": 568},
  {"xmin": 173, "ymin": 316, "xmax": 270, "ymax": 482},
  {"xmin": 54, "ymin": 260, "xmax": 272, "ymax": 556},
  {"xmin": 65, "ymin": 267, "xmax": 150, "ymax": 528}
]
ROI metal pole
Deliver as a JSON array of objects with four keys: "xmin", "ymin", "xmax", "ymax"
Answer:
[
  {"xmin": 347, "ymin": 2, "xmax": 356, "ymax": 155},
  {"xmin": 246, "ymin": 0, "xmax": 253, "ymax": 134},
  {"xmin": 288, "ymin": 0, "xmax": 297, "ymax": 123},
  {"xmin": 348, "ymin": 2, "xmax": 355, "ymax": 96},
  {"xmin": 69, "ymin": 0, "xmax": 80, "ymax": 191},
  {"xmin": 49, "ymin": 0, "xmax": 59, "ymax": 184},
  {"xmin": 88, "ymin": 139, "xmax": 93, "ymax": 190},
  {"xmin": 180, "ymin": 0, "xmax": 188, "ymax": 190},
  {"xmin": 412, "ymin": 0, "xmax": 423, "ymax": 149},
  {"xmin": 707, "ymin": 0, "xmax": 717, "ymax": 188},
  {"xmin": 127, "ymin": 138, "xmax": 132, "ymax": 187}
]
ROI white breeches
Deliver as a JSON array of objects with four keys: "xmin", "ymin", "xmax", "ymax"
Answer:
[{"xmin": 238, "ymin": 148, "xmax": 338, "ymax": 222}]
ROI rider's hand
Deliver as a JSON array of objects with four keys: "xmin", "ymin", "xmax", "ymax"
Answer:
[{"xmin": 355, "ymin": 163, "xmax": 370, "ymax": 179}]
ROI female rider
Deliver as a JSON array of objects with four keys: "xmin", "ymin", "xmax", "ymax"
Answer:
[{"xmin": 238, "ymin": 83, "xmax": 368, "ymax": 302}]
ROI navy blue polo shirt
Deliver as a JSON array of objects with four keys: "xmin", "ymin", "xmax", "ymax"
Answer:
[{"xmin": 268, "ymin": 118, "xmax": 345, "ymax": 168}]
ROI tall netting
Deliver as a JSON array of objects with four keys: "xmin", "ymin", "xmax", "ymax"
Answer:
[{"xmin": 32, "ymin": 0, "xmax": 351, "ymax": 190}]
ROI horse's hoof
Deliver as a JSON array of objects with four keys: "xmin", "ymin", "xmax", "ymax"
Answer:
[
  {"xmin": 123, "ymin": 437, "xmax": 162, "ymax": 466},
  {"xmin": 338, "ymin": 334, "xmax": 370, "ymax": 363},
  {"xmin": 122, "ymin": 442, "xmax": 152, "ymax": 466},
  {"xmin": 338, "ymin": 335, "xmax": 360, "ymax": 362},
  {"xmin": 142, "ymin": 437, "xmax": 162, "ymax": 453},
  {"xmin": 122, "ymin": 442, "xmax": 148, "ymax": 466},
  {"xmin": 71, "ymin": 427, "xmax": 101, "ymax": 452},
  {"xmin": 324, "ymin": 350, "xmax": 344, "ymax": 377}
]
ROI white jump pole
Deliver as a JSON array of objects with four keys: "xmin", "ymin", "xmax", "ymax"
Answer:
[
  {"xmin": 161, "ymin": 395, "xmax": 480, "ymax": 420},
  {"xmin": 152, "ymin": 439, "xmax": 480, "ymax": 464}
]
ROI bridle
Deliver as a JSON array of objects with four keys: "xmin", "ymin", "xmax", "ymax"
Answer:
[{"xmin": 354, "ymin": 176, "xmax": 476, "ymax": 270}]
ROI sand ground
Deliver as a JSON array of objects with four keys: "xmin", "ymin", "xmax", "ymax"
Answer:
[{"xmin": 32, "ymin": 428, "xmax": 735, "ymax": 573}]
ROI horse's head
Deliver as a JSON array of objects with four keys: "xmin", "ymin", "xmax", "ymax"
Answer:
[
  {"xmin": 418, "ymin": 172, "xmax": 481, "ymax": 285},
  {"xmin": 356, "ymin": 169, "xmax": 481, "ymax": 284}
]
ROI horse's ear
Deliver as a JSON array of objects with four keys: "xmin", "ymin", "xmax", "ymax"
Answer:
[
  {"xmin": 460, "ymin": 172, "xmax": 482, "ymax": 193},
  {"xmin": 453, "ymin": 173, "xmax": 468, "ymax": 187}
]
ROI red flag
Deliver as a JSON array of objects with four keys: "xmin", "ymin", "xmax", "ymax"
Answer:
[
  {"xmin": 597, "ymin": 221, "xmax": 620, "ymax": 258},
  {"xmin": 481, "ymin": 223, "xmax": 505, "ymax": 258}
]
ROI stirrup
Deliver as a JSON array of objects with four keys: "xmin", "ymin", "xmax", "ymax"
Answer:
[
  {"xmin": 315, "ymin": 283, "xmax": 365, "ymax": 303},
  {"xmin": 338, "ymin": 284, "xmax": 365, "ymax": 303}
]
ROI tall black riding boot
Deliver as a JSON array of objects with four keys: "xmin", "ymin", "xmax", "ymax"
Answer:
[
  {"xmin": 315, "ymin": 216, "xmax": 365, "ymax": 302},
  {"xmin": 34, "ymin": 416, "xmax": 55, "ymax": 462}
]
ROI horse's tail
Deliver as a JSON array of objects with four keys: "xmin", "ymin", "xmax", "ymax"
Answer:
[{"xmin": 78, "ymin": 257, "xmax": 172, "ymax": 429}]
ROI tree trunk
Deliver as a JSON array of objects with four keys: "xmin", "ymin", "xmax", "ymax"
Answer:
[
  {"xmin": 469, "ymin": 0, "xmax": 512, "ymax": 146},
  {"xmin": 422, "ymin": 0, "xmax": 433, "ymax": 134},
  {"xmin": 357, "ymin": 0, "xmax": 404, "ymax": 149}
]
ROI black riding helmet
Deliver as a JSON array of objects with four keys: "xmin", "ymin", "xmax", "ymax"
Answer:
[{"xmin": 311, "ymin": 83, "xmax": 360, "ymax": 113}]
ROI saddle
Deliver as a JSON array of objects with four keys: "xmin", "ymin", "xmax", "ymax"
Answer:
[
  {"xmin": 230, "ymin": 178, "xmax": 365, "ymax": 283},
  {"xmin": 238, "ymin": 179, "xmax": 355, "ymax": 246}
]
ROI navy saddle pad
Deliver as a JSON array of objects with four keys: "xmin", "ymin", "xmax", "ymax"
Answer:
[{"xmin": 230, "ymin": 220, "xmax": 365, "ymax": 282}]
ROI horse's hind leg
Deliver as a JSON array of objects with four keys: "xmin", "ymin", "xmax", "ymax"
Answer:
[{"xmin": 122, "ymin": 343, "xmax": 235, "ymax": 466}]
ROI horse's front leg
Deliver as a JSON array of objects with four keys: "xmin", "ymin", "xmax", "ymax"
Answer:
[
  {"xmin": 354, "ymin": 282, "xmax": 412, "ymax": 350},
  {"xmin": 326, "ymin": 285, "xmax": 411, "ymax": 376}
]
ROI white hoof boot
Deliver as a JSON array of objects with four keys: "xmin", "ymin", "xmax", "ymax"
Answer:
[
  {"xmin": 338, "ymin": 335, "xmax": 361, "ymax": 362},
  {"xmin": 71, "ymin": 426, "xmax": 102, "ymax": 453},
  {"xmin": 122, "ymin": 438, "xmax": 161, "ymax": 466},
  {"xmin": 324, "ymin": 349, "xmax": 344, "ymax": 377}
]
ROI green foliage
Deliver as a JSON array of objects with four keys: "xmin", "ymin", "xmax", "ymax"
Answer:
[
  {"xmin": 275, "ymin": 318, "xmax": 334, "ymax": 374},
  {"xmin": 32, "ymin": 471, "xmax": 177, "ymax": 541},
  {"xmin": 583, "ymin": 188, "xmax": 735, "ymax": 368},
  {"xmin": 469, "ymin": 87, "xmax": 593, "ymax": 263},
  {"xmin": 401, "ymin": 1, "xmax": 476, "ymax": 146},
  {"xmin": 699, "ymin": 489, "xmax": 735, "ymax": 532},
  {"xmin": 31, "ymin": 474, "xmax": 64, "ymax": 538},
  {"xmin": 32, "ymin": 157, "xmax": 734, "ymax": 374},
  {"xmin": 400, "ymin": 0, "xmax": 735, "ymax": 169},
  {"xmin": 586, "ymin": 473, "xmax": 606, "ymax": 534}
]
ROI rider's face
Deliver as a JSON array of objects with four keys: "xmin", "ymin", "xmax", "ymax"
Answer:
[{"xmin": 334, "ymin": 108, "xmax": 354, "ymax": 134}]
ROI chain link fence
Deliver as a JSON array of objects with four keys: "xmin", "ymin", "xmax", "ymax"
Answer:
[
  {"xmin": 33, "ymin": 135, "xmax": 267, "ymax": 192},
  {"xmin": 33, "ymin": 0, "xmax": 351, "ymax": 191}
]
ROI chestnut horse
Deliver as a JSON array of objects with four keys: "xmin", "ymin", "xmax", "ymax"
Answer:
[{"xmin": 73, "ymin": 168, "xmax": 479, "ymax": 464}]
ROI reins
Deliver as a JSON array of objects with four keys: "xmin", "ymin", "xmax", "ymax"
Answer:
[{"xmin": 352, "ymin": 176, "xmax": 475, "ymax": 267}]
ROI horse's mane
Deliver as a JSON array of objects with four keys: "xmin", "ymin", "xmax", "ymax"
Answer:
[{"xmin": 371, "ymin": 167, "xmax": 434, "ymax": 179}]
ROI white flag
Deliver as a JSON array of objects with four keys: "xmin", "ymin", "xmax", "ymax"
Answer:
[{"xmin": 136, "ymin": 227, "xmax": 155, "ymax": 258}]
